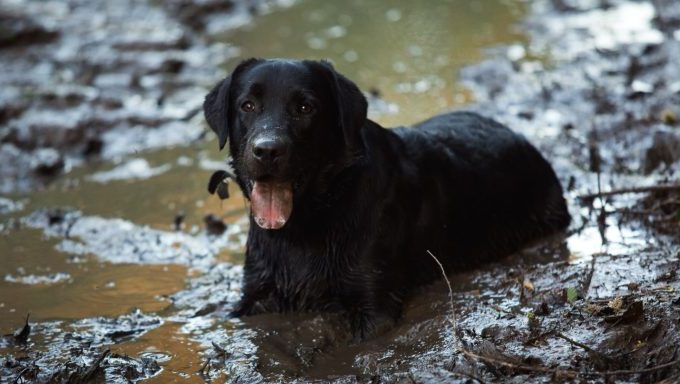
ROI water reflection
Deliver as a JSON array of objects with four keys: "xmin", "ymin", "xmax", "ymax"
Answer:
[{"xmin": 220, "ymin": 0, "xmax": 527, "ymax": 126}]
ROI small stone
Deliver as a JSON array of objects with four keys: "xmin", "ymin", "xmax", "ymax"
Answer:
[{"xmin": 203, "ymin": 214, "xmax": 227, "ymax": 235}]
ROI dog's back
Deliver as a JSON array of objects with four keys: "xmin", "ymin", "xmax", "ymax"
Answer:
[{"xmin": 394, "ymin": 111, "xmax": 570, "ymax": 271}]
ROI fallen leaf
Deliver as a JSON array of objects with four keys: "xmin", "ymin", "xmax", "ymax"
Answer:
[
  {"xmin": 608, "ymin": 297, "xmax": 623, "ymax": 311},
  {"xmin": 566, "ymin": 287, "xmax": 578, "ymax": 303}
]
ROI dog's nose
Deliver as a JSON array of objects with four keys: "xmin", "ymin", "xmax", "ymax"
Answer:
[{"xmin": 253, "ymin": 138, "xmax": 287, "ymax": 164}]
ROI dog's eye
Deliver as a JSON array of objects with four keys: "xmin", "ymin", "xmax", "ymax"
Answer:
[
  {"xmin": 298, "ymin": 103, "xmax": 313, "ymax": 115},
  {"xmin": 241, "ymin": 101, "xmax": 255, "ymax": 112}
]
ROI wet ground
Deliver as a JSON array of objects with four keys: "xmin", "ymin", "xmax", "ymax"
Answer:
[{"xmin": 1, "ymin": 0, "xmax": 679, "ymax": 382}]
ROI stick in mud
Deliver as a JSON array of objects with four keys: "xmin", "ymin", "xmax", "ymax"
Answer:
[
  {"xmin": 578, "ymin": 183, "xmax": 680, "ymax": 200},
  {"xmin": 426, "ymin": 250, "xmax": 456, "ymax": 328}
]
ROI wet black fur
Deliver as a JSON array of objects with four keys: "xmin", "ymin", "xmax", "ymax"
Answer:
[{"xmin": 203, "ymin": 58, "xmax": 570, "ymax": 339}]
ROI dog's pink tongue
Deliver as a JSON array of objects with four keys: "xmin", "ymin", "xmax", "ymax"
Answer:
[{"xmin": 250, "ymin": 181, "xmax": 293, "ymax": 230}]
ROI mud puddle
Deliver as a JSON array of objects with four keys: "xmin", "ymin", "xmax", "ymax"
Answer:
[{"xmin": 2, "ymin": 0, "xmax": 680, "ymax": 382}]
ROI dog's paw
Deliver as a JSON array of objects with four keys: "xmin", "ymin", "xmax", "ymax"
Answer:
[
  {"xmin": 229, "ymin": 299, "xmax": 268, "ymax": 318},
  {"xmin": 350, "ymin": 310, "xmax": 395, "ymax": 342},
  {"xmin": 228, "ymin": 298, "xmax": 251, "ymax": 318}
]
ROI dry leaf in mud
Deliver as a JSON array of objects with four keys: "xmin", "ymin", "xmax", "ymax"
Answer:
[
  {"xmin": 585, "ymin": 302, "xmax": 616, "ymax": 316},
  {"xmin": 608, "ymin": 296, "xmax": 623, "ymax": 311}
]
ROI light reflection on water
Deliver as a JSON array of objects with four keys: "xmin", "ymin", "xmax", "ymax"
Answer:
[
  {"xmin": 567, "ymin": 224, "xmax": 651, "ymax": 262},
  {"xmin": 220, "ymin": 0, "xmax": 527, "ymax": 126},
  {"xmin": 566, "ymin": 196, "xmax": 655, "ymax": 263}
]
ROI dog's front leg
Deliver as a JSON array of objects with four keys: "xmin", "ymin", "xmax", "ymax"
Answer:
[{"xmin": 230, "ymin": 265, "xmax": 274, "ymax": 317}]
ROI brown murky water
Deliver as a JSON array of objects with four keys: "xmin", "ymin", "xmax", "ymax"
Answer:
[{"xmin": 0, "ymin": 143, "xmax": 242, "ymax": 328}]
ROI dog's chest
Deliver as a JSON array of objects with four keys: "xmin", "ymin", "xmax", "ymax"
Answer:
[
  {"xmin": 250, "ymin": 232, "xmax": 355, "ymax": 312},
  {"xmin": 270, "ymin": 265, "xmax": 335, "ymax": 310}
]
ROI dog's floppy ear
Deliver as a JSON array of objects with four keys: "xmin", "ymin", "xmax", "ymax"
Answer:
[
  {"xmin": 203, "ymin": 76, "xmax": 231, "ymax": 150},
  {"xmin": 203, "ymin": 58, "xmax": 261, "ymax": 150},
  {"xmin": 312, "ymin": 60, "xmax": 368, "ymax": 152}
]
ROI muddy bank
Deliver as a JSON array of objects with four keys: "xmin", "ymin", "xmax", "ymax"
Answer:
[
  {"xmin": 1, "ymin": 0, "xmax": 680, "ymax": 382},
  {"xmin": 463, "ymin": 1, "xmax": 680, "ymax": 182},
  {"xmin": 0, "ymin": 0, "xmax": 298, "ymax": 194}
]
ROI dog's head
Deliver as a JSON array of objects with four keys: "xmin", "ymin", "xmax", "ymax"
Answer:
[{"xmin": 203, "ymin": 58, "xmax": 368, "ymax": 230}]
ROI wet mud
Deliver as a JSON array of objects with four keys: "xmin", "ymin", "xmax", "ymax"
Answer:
[
  {"xmin": 1, "ymin": 0, "xmax": 680, "ymax": 382},
  {"xmin": 0, "ymin": 0, "xmax": 251, "ymax": 194}
]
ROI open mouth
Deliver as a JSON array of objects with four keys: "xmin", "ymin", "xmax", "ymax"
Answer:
[{"xmin": 249, "ymin": 178, "xmax": 293, "ymax": 230}]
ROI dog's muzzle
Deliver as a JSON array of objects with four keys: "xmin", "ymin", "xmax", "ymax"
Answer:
[{"xmin": 247, "ymin": 135, "xmax": 294, "ymax": 230}]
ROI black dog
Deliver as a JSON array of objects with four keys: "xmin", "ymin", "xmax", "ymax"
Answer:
[{"xmin": 204, "ymin": 58, "xmax": 570, "ymax": 339}]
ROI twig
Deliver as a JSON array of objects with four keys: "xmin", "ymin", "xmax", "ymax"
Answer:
[
  {"xmin": 82, "ymin": 349, "xmax": 110, "ymax": 382},
  {"xmin": 555, "ymin": 332, "xmax": 609, "ymax": 360},
  {"xmin": 460, "ymin": 349, "xmax": 564, "ymax": 374},
  {"xmin": 578, "ymin": 183, "xmax": 680, "ymax": 200},
  {"xmin": 525, "ymin": 328, "xmax": 557, "ymax": 346},
  {"xmin": 587, "ymin": 359, "xmax": 680, "ymax": 376},
  {"xmin": 583, "ymin": 257, "xmax": 597, "ymax": 298},
  {"xmin": 604, "ymin": 315, "xmax": 624, "ymax": 333},
  {"xmin": 13, "ymin": 367, "xmax": 29, "ymax": 384},
  {"xmin": 212, "ymin": 341, "xmax": 228, "ymax": 357},
  {"xmin": 460, "ymin": 348, "xmax": 680, "ymax": 377},
  {"xmin": 426, "ymin": 250, "xmax": 456, "ymax": 329},
  {"xmin": 491, "ymin": 305, "xmax": 514, "ymax": 315},
  {"xmin": 198, "ymin": 358, "xmax": 211, "ymax": 376}
]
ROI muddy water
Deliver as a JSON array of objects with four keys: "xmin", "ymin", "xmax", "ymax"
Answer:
[
  {"xmin": 0, "ymin": 0, "xmax": 531, "ymax": 381},
  {"xmin": 223, "ymin": 0, "xmax": 527, "ymax": 127},
  {"xmin": 0, "ymin": 143, "xmax": 243, "ymax": 328}
]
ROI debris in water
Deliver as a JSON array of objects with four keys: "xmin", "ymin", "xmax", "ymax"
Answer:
[
  {"xmin": 204, "ymin": 214, "xmax": 227, "ymax": 235},
  {"xmin": 174, "ymin": 211, "xmax": 185, "ymax": 231},
  {"xmin": 15, "ymin": 313, "xmax": 30, "ymax": 344}
]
